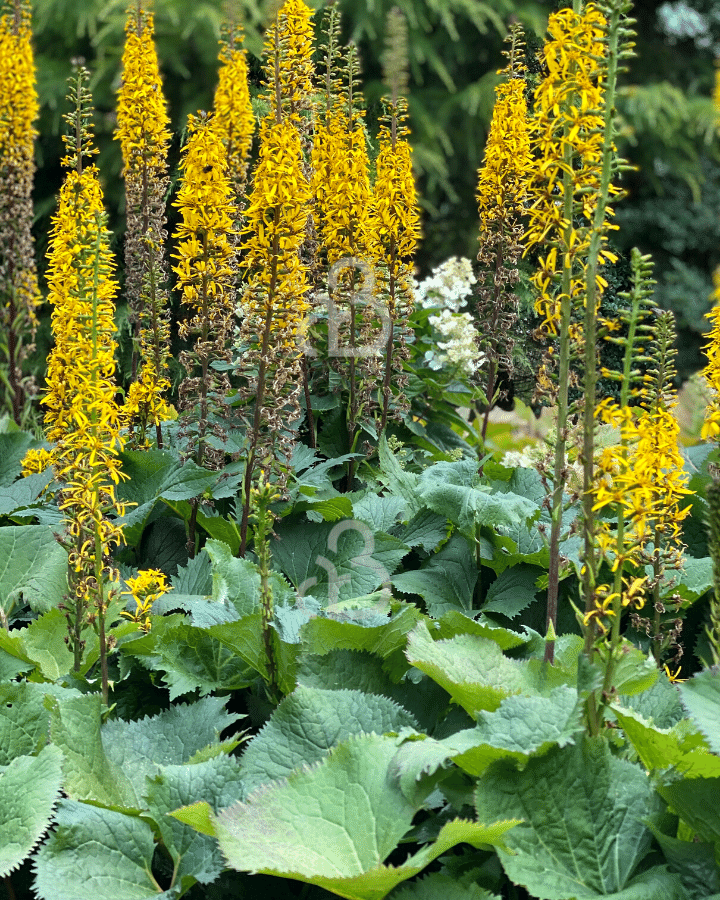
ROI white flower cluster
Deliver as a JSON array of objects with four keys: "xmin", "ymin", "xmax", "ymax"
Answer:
[
  {"xmin": 414, "ymin": 256, "xmax": 476, "ymax": 312},
  {"xmin": 426, "ymin": 308, "xmax": 484, "ymax": 377}
]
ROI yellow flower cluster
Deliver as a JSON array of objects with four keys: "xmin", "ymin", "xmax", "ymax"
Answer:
[
  {"xmin": 0, "ymin": 2, "xmax": 36, "ymax": 172},
  {"xmin": 0, "ymin": 0, "xmax": 38, "ymax": 210},
  {"xmin": 526, "ymin": 4, "xmax": 618, "ymax": 333},
  {"xmin": 592, "ymin": 396, "xmax": 692, "ymax": 616},
  {"xmin": 173, "ymin": 115, "xmax": 235, "ymax": 320},
  {"xmin": 43, "ymin": 169, "xmax": 123, "ymax": 473},
  {"xmin": 121, "ymin": 568, "xmax": 171, "ymax": 632},
  {"xmin": 213, "ymin": 26, "xmax": 255, "ymax": 191},
  {"xmin": 476, "ymin": 77, "xmax": 533, "ymax": 231},
  {"xmin": 371, "ymin": 122, "xmax": 420, "ymax": 307},
  {"xmin": 262, "ymin": 0, "xmax": 315, "ymax": 123},
  {"xmin": 115, "ymin": 5, "xmax": 170, "ymax": 176},
  {"xmin": 312, "ymin": 111, "xmax": 374, "ymax": 265},
  {"xmin": 31, "ymin": 145, "xmax": 128, "ymax": 627},
  {"xmin": 0, "ymin": 0, "xmax": 41, "ymax": 424},
  {"xmin": 241, "ymin": 116, "xmax": 311, "ymax": 346},
  {"xmin": 116, "ymin": 4, "xmax": 173, "ymax": 441},
  {"xmin": 702, "ymin": 254, "xmax": 720, "ymax": 441}
]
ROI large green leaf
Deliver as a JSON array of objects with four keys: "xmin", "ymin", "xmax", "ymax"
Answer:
[
  {"xmin": 0, "ymin": 682, "xmax": 55, "ymax": 764},
  {"xmin": 49, "ymin": 692, "xmax": 243, "ymax": 814},
  {"xmin": 405, "ymin": 621, "xmax": 538, "ymax": 715},
  {"xmin": 416, "ymin": 458, "xmax": 537, "ymax": 537},
  {"xmin": 302, "ymin": 602, "xmax": 424, "ymax": 660},
  {"xmin": 159, "ymin": 542, "xmax": 291, "ymax": 629},
  {"xmin": 613, "ymin": 705, "xmax": 720, "ymax": 778},
  {"xmin": 393, "ymin": 686, "xmax": 584, "ymax": 781},
  {"xmin": 475, "ymin": 737, "xmax": 665, "ymax": 899},
  {"xmin": 177, "ymin": 734, "xmax": 518, "ymax": 900},
  {"xmin": 377, "ymin": 435, "xmax": 423, "ymax": 519},
  {"xmin": 392, "ymin": 534, "xmax": 478, "ymax": 617},
  {"xmin": 482, "ymin": 564, "xmax": 542, "ymax": 620},
  {"xmin": 296, "ymin": 649, "xmax": 451, "ymax": 733},
  {"xmin": 0, "ymin": 432, "xmax": 37, "ymax": 486},
  {"xmin": 273, "ymin": 518, "xmax": 409, "ymax": 604},
  {"xmin": 34, "ymin": 799, "xmax": 168, "ymax": 900},
  {"xmin": 102, "ymin": 695, "xmax": 245, "ymax": 807},
  {"xmin": 678, "ymin": 669, "xmax": 720, "ymax": 753},
  {"xmin": 239, "ymin": 686, "xmax": 418, "ymax": 792},
  {"xmin": 394, "ymin": 509, "xmax": 448, "ymax": 553},
  {"xmin": 389, "ymin": 874, "xmax": 499, "ymax": 899},
  {"xmin": 17, "ymin": 608, "xmax": 82, "ymax": 680},
  {"xmin": 649, "ymin": 825, "xmax": 720, "ymax": 899},
  {"xmin": 124, "ymin": 617, "xmax": 257, "ymax": 700},
  {"xmin": 208, "ymin": 609, "xmax": 299, "ymax": 694},
  {"xmin": 434, "ymin": 610, "xmax": 528, "ymax": 651},
  {"xmin": 675, "ymin": 556, "xmax": 713, "ymax": 601},
  {"xmin": 116, "ymin": 449, "xmax": 219, "ymax": 545},
  {"xmin": 47, "ymin": 692, "xmax": 135, "ymax": 808},
  {"xmin": 352, "ymin": 494, "xmax": 406, "ymax": 534},
  {"xmin": 659, "ymin": 777, "xmax": 720, "ymax": 843},
  {"xmin": 0, "ymin": 470, "xmax": 53, "ymax": 517},
  {"xmin": 144, "ymin": 755, "xmax": 244, "ymax": 892},
  {"xmin": 0, "ymin": 745, "xmax": 63, "ymax": 878},
  {"xmin": 0, "ymin": 525, "xmax": 67, "ymax": 617},
  {"xmin": 619, "ymin": 670, "xmax": 684, "ymax": 729}
]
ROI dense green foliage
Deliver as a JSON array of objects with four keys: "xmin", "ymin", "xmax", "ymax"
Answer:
[{"xmin": 2, "ymin": 419, "xmax": 720, "ymax": 898}]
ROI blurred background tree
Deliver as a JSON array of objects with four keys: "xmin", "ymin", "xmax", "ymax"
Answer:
[{"xmin": 26, "ymin": 0, "xmax": 720, "ymax": 391}]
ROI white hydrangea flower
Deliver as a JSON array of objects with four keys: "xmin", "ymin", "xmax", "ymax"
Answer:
[
  {"xmin": 415, "ymin": 256, "xmax": 476, "ymax": 312},
  {"xmin": 427, "ymin": 309, "xmax": 484, "ymax": 377}
]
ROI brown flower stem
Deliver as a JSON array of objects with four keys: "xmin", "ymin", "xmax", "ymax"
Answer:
[
  {"xmin": 301, "ymin": 356, "xmax": 316, "ymax": 449},
  {"xmin": 346, "ymin": 293, "xmax": 358, "ymax": 489},
  {"xmin": 240, "ymin": 224, "xmax": 279, "ymax": 556},
  {"xmin": 544, "ymin": 122, "xmax": 575, "ymax": 665},
  {"xmin": 187, "ymin": 500, "xmax": 199, "ymax": 560},
  {"xmin": 380, "ymin": 245, "xmax": 397, "ymax": 432},
  {"xmin": 582, "ymin": 0, "xmax": 623, "ymax": 652}
]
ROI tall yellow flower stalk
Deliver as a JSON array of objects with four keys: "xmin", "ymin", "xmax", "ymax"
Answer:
[
  {"xmin": 592, "ymin": 309, "xmax": 692, "ymax": 676},
  {"xmin": 0, "ymin": 0, "xmax": 40, "ymax": 428},
  {"xmin": 702, "ymin": 57, "xmax": 720, "ymax": 441},
  {"xmin": 173, "ymin": 113, "xmax": 236, "ymax": 555},
  {"xmin": 475, "ymin": 23, "xmax": 533, "ymax": 444},
  {"xmin": 524, "ymin": 1, "xmax": 623, "ymax": 663},
  {"xmin": 236, "ymin": 0, "xmax": 314, "ymax": 554},
  {"xmin": 312, "ymin": 9, "xmax": 376, "ymax": 480},
  {"xmin": 212, "ymin": 14, "xmax": 255, "ymax": 208},
  {"xmin": 702, "ymin": 272, "xmax": 720, "ymax": 441},
  {"xmin": 370, "ymin": 6, "xmax": 420, "ymax": 432},
  {"xmin": 263, "ymin": 0, "xmax": 314, "ymax": 127},
  {"xmin": 37, "ymin": 67, "xmax": 125, "ymax": 705},
  {"xmin": 116, "ymin": 0, "xmax": 173, "ymax": 448}
]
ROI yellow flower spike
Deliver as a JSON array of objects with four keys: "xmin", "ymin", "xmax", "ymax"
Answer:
[
  {"xmin": 702, "ymin": 271, "xmax": 720, "ymax": 441},
  {"xmin": 172, "ymin": 112, "xmax": 236, "ymax": 472},
  {"xmin": 0, "ymin": 0, "xmax": 41, "ymax": 426},
  {"xmin": 241, "ymin": 116, "xmax": 311, "ymax": 348},
  {"xmin": 213, "ymin": 18, "xmax": 254, "ymax": 202},
  {"xmin": 116, "ymin": 2, "xmax": 173, "ymax": 445},
  {"xmin": 262, "ymin": 0, "xmax": 315, "ymax": 125},
  {"xmin": 31, "ymin": 65, "xmax": 128, "ymax": 701},
  {"xmin": 368, "ymin": 8, "xmax": 420, "ymax": 430}
]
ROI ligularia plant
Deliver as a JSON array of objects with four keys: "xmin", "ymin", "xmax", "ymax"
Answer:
[{"xmin": 3, "ymin": 5, "xmax": 720, "ymax": 900}]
